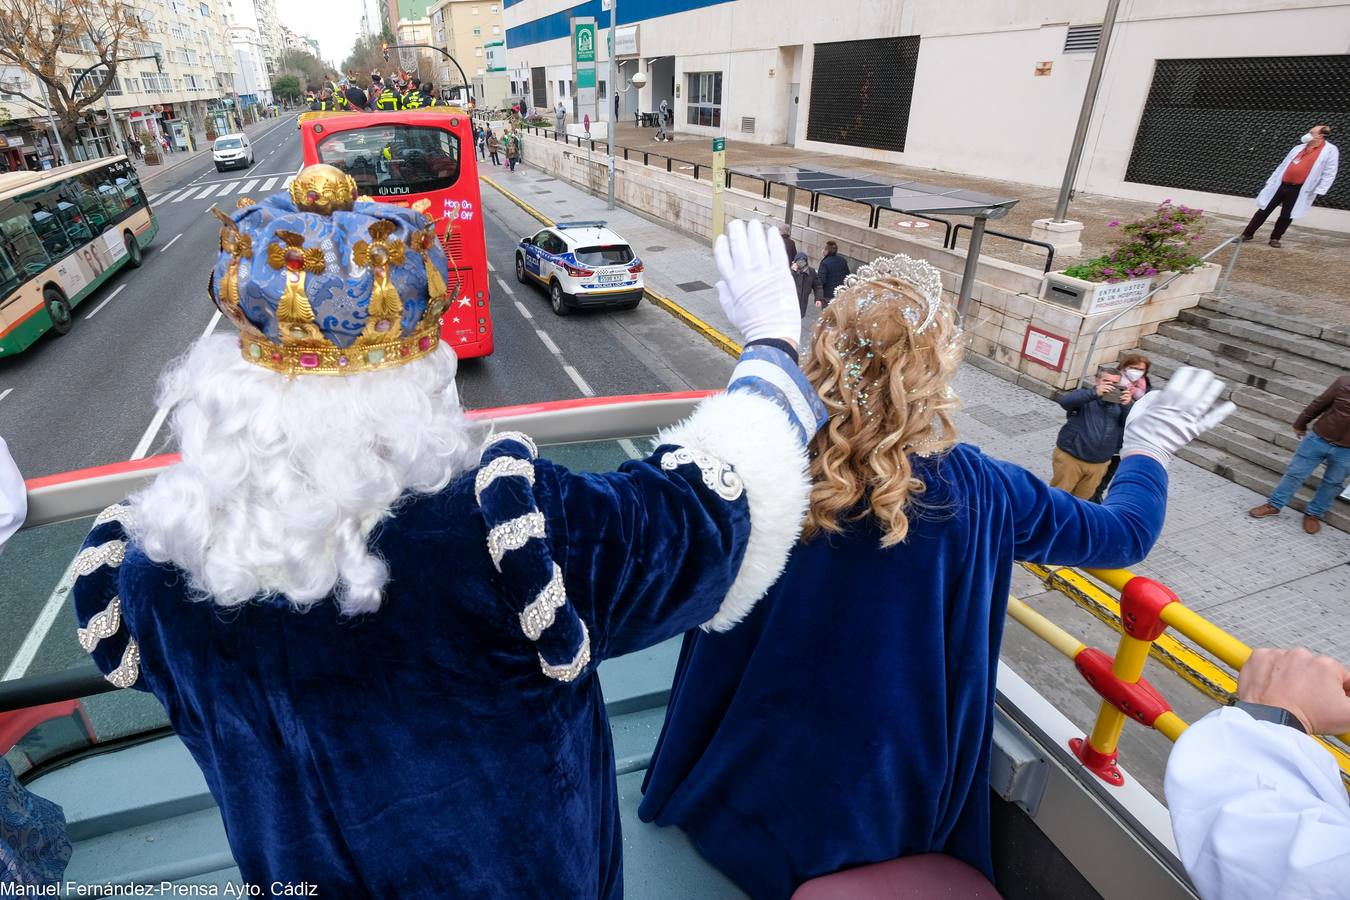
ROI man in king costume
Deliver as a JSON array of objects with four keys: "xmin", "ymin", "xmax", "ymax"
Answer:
[{"xmin": 70, "ymin": 165, "xmax": 825, "ymax": 897}]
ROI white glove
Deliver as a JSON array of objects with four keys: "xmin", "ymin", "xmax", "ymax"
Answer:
[
  {"xmin": 1120, "ymin": 366, "xmax": 1235, "ymax": 467},
  {"xmin": 714, "ymin": 219, "xmax": 801, "ymax": 347}
]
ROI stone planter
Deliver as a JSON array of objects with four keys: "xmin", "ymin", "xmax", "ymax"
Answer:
[{"xmin": 1041, "ymin": 263, "xmax": 1220, "ymax": 316}]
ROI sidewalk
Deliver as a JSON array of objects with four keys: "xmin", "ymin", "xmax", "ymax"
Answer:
[
  {"xmin": 602, "ymin": 123, "xmax": 1350, "ymax": 326},
  {"xmin": 483, "ymin": 159, "xmax": 1350, "ymax": 661},
  {"xmin": 130, "ymin": 112, "xmax": 296, "ymax": 187}
]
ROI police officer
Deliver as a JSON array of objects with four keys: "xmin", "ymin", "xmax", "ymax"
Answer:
[
  {"xmin": 420, "ymin": 83, "xmax": 440, "ymax": 107},
  {"xmin": 375, "ymin": 83, "xmax": 402, "ymax": 111},
  {"xmin": 402, "ymin": 85, "xmax": 424, "ymax": 109},
  {"xmin": 310, "ymin": 88, "xmax": 335, "ymax": 111}
]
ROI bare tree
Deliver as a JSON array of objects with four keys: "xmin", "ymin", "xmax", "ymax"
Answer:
[{"xmin": 0, "ymin": 0, "xmax": 148, "ymax": 151}]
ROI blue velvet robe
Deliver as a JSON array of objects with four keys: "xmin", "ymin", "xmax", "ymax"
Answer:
[
  {"xmin": 638, "ymin": 447, "xmax": 1168, "ymax": 899},
  {"xmin": 69, "ymin": 352, "xmax": 826, "ymax": 899}
]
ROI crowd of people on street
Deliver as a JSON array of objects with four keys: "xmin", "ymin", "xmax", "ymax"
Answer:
[{"xmin": 304, "ymin": 69, "xmax": 446, "ymax": 114}]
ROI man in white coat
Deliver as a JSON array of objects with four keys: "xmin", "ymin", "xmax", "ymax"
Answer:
[
  {"xmin": 1241, "ymin": 125, "xmax": 1339, "ymax": 247},
  {"xmin": 1165, "ymin": 646, "xmax": 1350, "ymax": 900},
  {"xmin": 0, "ymin": 435, "xmax": 24, "ymax": 552}
]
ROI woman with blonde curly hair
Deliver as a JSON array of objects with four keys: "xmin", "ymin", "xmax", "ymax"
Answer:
[{"xmin": 639, "ymin": 253, "xmax": 1234, "ymax": 898}]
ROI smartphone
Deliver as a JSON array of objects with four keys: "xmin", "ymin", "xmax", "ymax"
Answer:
[{"xmin": 1101, "ymin": 389, "xmax": 1123, "ymax": 404}]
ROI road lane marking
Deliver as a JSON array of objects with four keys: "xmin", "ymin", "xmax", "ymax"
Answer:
[
  {"xmin": 618, "ymin": 439, "xmax": 643, "ymax": 459},
  {"xmin": 494, "ymin": 276, "xmax": 515, "ymax": 296},
  {"xmin": 129, "ymin": 309, "xmax": 223, "ymax": 461},
  {"xmin": 172, "ymin": 187, "xmax": 204, "ymax": 202},
  {"xmin": 219, "ymin": 180, "xmax": 242, "ymax": 195},
  {"xmin": 83, "ymin": 284, "xmax": 126, "ymax": 320},
  {"xmin": 159, "ymin": 233, "xmax": 183, "ymax": 252},
  {"xmin": 240, "ymin": 177, "xmax": 259, "ymax": 193},
  {"xmin": 283, "ymin": 175, "xmax": 295, "ymax": 188},
  {"xmin": 513, "ymin": 300, "xmax": 533, "ymax": 320},
  {"xmin": 0, "ymin": 388, "xmax": 11, "ymax": 404},
  {"xmin": 153, "ymin": 189, "xmax": 178, "ymax": 203},
  {"xmin": 2, "ymin": 572, "xmax": 73, "ymax": 682},
  {"xmin": 536, "ymin": 330, "xmax": 561, "ymax": 355},
  {"xmin": 487, "ymin": 260, "xmax": 496, "ymax": 272},
  {"xmin": 196, "ymin": 184, "xmax": 222, "ymax": 199},
  {"xmin": 563, "ymin": 364, "xmax": 594, "ymax": 396},
  {"xmin": 261, "ymin": 176, "xmax": 279, "ymax": 191}
]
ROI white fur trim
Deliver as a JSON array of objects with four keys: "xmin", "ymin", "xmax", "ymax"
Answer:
[{"xmin": 657, "ymin": 390, "xmax": 810, "ymax": 632}]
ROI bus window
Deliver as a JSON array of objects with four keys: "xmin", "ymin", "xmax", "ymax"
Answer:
[
  {"xmin": 54, "ymin": 198, "xmax": 94, "ymax": 243},
  {"xmin": 314, "ymin": 125, "xmax": 460, "ymax": 197},
  {"xmin": 28, "ymin": 201, "xmax": 74, "ymax": 258},
  {"xmin": 71, "ymin": 176, "xmax": 112, "ymax": 232},
  {"xmin": 0, "ymin": 205, "xmax": 52, "ymax": 280}
]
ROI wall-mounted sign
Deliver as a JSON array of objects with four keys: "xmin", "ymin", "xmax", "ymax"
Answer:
[
  {"xmin": 574, "ymin": 22, "xmax": 596, "ymax": 64},
  {"xmin": 613, "ymin": 24, "xmax": 639, "ymax": 57},
  {"xmin": 1034, "ymin": 61, "xmax": 1053, "ymax": 76},
  {"xmin": 1085, "ymin": 277, "xmax": 1151, "ymax": 315},
  {"xmin": 1021, "ymin": 325, "xmax": 1069, "ymax": 371}
]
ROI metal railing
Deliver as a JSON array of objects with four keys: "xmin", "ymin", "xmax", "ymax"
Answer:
[
  {"xmin": 1075, "ymin": 235, "xmax": 1243, "ymax": 388},
  {"xmin": 950, "ymin": 223, "xmax": 1056, "ymax": 273}
]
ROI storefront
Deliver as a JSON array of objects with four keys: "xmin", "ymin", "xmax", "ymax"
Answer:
[{"xmin": 0, "ymin": 132, "xmax": 33, "ymax": 171}]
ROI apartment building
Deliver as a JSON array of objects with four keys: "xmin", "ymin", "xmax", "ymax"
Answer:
[
  {"xmin": 427, "ymin": 0, "xmax": 503, "ymax": 102},
  {"xmin": 226, "ymin": 0, "xmax": 274, "ymax": 109}
]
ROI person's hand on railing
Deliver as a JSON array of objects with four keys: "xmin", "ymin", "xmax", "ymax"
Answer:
[
  {"xmin": 714, "ymin": 220, "xmax": 801, "ymax": 348},
  {"xmin": 1119, "ymin": 366, "xmax": 1235, "ymax": 467},
  {"xmin": 1239, "ymin": 647, "xmax": 1350, "ymax": 735}
]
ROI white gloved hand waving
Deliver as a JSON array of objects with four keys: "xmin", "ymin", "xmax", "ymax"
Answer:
[
  {"xmin": 1120, "ymin": 366, "xmax": 1235, "ymax": 467},
  {"xmin": 714, "ymin": 220, "xmax": 801, "ymax": 347}
]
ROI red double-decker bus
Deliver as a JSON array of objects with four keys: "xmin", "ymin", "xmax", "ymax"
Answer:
[{"xmin": 298, "ymin": 109, "xmax": 493, "ymax": 359}]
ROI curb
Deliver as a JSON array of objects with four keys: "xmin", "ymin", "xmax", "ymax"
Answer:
[{"xmin": 479, "ymin": 173, "xmax": 743, "ymax": 359}]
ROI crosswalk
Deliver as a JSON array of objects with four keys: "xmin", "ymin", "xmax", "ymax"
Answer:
[{"xmin": 148, "ymin": 174, "xmax": 297, "ymax": 207}]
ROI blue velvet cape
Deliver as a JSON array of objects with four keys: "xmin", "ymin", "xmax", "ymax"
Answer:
[{"xmin": 637, "ymin": 447, "xmax": 1168, "ymax": 899}]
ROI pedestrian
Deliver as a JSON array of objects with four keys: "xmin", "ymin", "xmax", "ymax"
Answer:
[
  {"xmin": 505, "ymin": 130, "xmax": 520, "ymax": 172},
  {"xmin": 638, "ymin": 251, "xmax": 1234, "ymax": 897},
  {"xmin": 1090, "ymin": 353, "xmax": 1153, "ymax": 503},
  {"xmin": 778, "ymin": 224, "xmax": 797, "ymax": 263},
  {"xmin": 815, "ymin": 240, "xmax": 850, "ymax": 306},
  {"xmin": 1166, "ymin": 646, "xmax": 1350, "ymax": 900},
  {"xmin": 1050, "ymin": 367, "xmax": 1133, "ymax": 500},
  {"xmin": 790, "ymin": 252, "xmax": 821, "ymax": 317},
  {"xmin": 655, "ymin": 98, "xmax": 670, "ymax": 142},
  {"xmin": 487, "ymin": 131, "xmax": 501, "ymax": 167},
  {"xmin": 1248, "ymin": 373, "xmax": 1350, "ymax": 534},
  {"xmin": 555, "ymin": 99, "xmax": 566, "ymax": 134},
  {"xmin": 1241, "ymin": 125, "xmax": 1339, "ymax": 248},
  {"xmin": 475, "ymin": 124, "xmax": 486, "ymax": 160}
]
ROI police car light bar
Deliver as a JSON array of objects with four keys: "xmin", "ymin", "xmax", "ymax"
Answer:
[{"xmin": 555, "ymin": 221, "xmax": 608, "ymax": 229}]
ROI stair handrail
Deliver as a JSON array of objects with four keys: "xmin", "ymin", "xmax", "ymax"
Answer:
[{"xmin": 1076, "ymin": 235, "xmax": 1243, "ymax": 388}]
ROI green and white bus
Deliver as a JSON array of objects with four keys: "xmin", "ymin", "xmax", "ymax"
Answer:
[{"xmin": 0, "ymin": 156, "xmax": 157, "ymax": 356}]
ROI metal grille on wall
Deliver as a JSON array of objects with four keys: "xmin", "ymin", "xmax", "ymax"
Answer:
[
  {"xmin": 807, "ymin": 36, "xmax": 920, "ymax": 153},
  {"xmin": 1126, "ymin": 55, "xmax": 1350, "ymax": 211},
  {"xmin": 531, "ymin": 67, "xmax": 547, "ymax": 110}
]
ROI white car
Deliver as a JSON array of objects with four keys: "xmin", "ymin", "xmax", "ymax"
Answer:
[
  {"xmin": 515, "ymin": 221, "xmax": 644, "ymax": 316},
  {"xmin": 212, "ymin": 134, "xmax": 253, "ymax": 172}
]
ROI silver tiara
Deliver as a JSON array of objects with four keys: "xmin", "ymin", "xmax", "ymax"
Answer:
[{"xmin": 841, "ymin": 253, "xmax": 946, "ymax": 333}]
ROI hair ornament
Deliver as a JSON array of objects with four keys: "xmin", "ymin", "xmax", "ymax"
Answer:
[{"xmin": 842, "ymin": 253, "xmax": 946, "ymax": 334}]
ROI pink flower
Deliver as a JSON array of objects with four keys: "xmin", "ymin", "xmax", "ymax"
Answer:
[
  {"xmin": 1108, "ymin": 219, "xmax": 1120, "ymax": 228},
  {"xmin": 1103, "ymin": 267, "xmax": 1115, "ymax": 276}
]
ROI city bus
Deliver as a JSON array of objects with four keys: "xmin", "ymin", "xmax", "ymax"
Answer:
[
  {"xmin": 0, "ymin": 156, "xmax": 156, "ymax": 356},
  {"xmin": 298, "ymin": 108, "xmax": 493, "ymax": 359}
]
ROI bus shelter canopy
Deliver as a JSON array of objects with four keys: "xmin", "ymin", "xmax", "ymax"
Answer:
[{"xmin": 728, "ymin": 164, "xmax": 1019, "ymax": 219}]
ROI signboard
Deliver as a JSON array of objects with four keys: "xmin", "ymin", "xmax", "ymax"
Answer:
[
  {"xmin": 572, "ymin": 18, "xmax": 598, "ymax": 126},
  {"xmin": 613, "ymin": 24, "xmax": 639, "ymax": 57},
  {"xmin": 1021, "ymin": 325, "xmax": 1069, "ymax": 372},
  {"xmin": 712, "ymin": 137, "xmax": 726, "ymax": 242},
  {"xmin": 574, "ymin": 23, "xmax": 596, "ymax": 64},
  {"xmin": 1085, "ymin": 277, "xmax": 1151, "ymax": 315}
]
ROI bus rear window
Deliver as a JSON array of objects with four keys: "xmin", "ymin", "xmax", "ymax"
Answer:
[
  {"xmin": 315, "ymin": 125, "xmax": 461, "ymax": 197},
  {"xmin": 574, "ymin": 245, "xmax": 634, "ymax": 266}
]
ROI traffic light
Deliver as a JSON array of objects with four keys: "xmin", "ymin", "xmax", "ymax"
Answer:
[{"xmin": 382, "ymin": 42, "xmax": 390, "ymax": 62}]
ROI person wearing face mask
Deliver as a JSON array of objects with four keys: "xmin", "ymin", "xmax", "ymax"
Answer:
[
  {"xmin": 1242, "ymin": 125, "xmax": 1339, "ymax": 248},
  {"xmin": 1091, "ymin": 355, "xmax": 1153, "ymax": 503}
]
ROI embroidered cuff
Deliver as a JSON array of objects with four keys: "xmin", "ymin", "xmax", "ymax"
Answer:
[{"xmin": 726, "ymin": 344, "xmax": 828, "ymax": 445}]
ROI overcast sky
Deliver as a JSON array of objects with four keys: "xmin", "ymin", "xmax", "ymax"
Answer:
[{"xmin": 277, "ymin": 0, "xmax": 376, "ymax": 68}]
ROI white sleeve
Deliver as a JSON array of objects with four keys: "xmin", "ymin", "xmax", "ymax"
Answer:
[
  {"xmin": 1164, "ymin": 706, "xmax": 1350, "ymax": 900},
  {"xmin": 1316, "ymin": 145, "xmax": 1338, "ymax": 195},
  {"xmin": 0, "ymin": 436, "xmax": 25, "ymax": 552}
]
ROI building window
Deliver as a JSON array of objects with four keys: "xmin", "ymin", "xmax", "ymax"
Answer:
[
  {"xmin": 490, "ymin": 4, "xmax": 497, "ymax": 11},
  {"xmin": 492, "ymin": 25, "xmax": 499, "ymax": 34},
  {"xmin": 472, "ymin": 27, "xmax": 480, "ymax": 35},
  {"xmin": 598, "ymin": 80, "xmax": 606, "ymax": 100},
  {"xmin": 686, "ymin": 71, "xmax": 722, "ymax": 127},
  {"xmin": 199, "ymin": 2, "xmax": 209, "ymax": 15},
  {"xmin": 475, "ymin": 47, "xmax": 482, "ymax": 56}
]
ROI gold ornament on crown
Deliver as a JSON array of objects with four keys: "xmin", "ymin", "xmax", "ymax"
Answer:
[
  {"xmin": 267, "ymin": 230, "xmax": 327, "ymax": 344},
  {"xmin": 289, "ymin": 163, "xmax": 358, "ymax": 215},
  {"xmin": 353, "ymin": 220, "xmax": 408, "ymax": 343},
  {"xmin": 210, "ymin": 206, "xmax": 252, "ymax": 329}
]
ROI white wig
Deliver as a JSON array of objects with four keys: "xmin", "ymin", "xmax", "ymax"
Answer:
[{"xmin": 129, "ymin": 334, "xmax": 481, "ymax": 615}]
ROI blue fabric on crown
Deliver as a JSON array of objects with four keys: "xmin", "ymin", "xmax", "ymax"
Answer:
[{"xmin": 213, "ymin": 193, "xmax": 449, "ymax": 348}]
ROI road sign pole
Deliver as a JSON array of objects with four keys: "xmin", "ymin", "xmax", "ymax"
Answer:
[
  {"xmin": 606, "ymin": 0, "xmax": 616, "ymax": 209},
  {"xmin": 712, "ymin": 136, "xmax": 726, "ymax": 242}
]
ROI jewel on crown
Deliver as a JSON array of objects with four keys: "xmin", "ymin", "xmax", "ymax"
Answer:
[{"xmin": 841, "ymin": 253, "xmax": 946, "ymax": 334}]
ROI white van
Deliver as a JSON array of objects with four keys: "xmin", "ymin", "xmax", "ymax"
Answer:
[{"xmin": 212, "ymin": 133, "xmax": 253, "ymax": 172}]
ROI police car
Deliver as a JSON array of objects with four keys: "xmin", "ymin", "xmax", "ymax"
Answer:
[{"xmin": 514, "ymin": 221, "xmax": 644, "ymax": 316}]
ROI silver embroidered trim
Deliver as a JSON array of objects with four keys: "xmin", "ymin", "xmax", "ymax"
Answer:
[
  {"xmin": 660, "ymin": 448, "xmax": 745, "ymax": 501},
  {"xmin": 474, "ymin": 456, "xmax": 537, "ymax": 504},
  {"xmin": 93, "ymin": 503, "xmax": 134, "ymax": 530},
  {"xmin": 486, "ymin": 430, "xmax": 538, "ymax": 459},
  {"xmin": 78, "ymin": 596, "xmax": 122, "ymax": 652},
  {"xmin": 487, "ymin": 511, "xmax": 546, "ymax": 570},
  {"xmin": 106, "ymin": 638, "xmax": 141, "ymax": 688},
  {"xmin": 538, "ymin": 619, "xmax": 591, "ymax": 683},
  {"xmin": 73, "ymin": 540, "xmax": 127, "ymax": 578},
  {"xmin": 520, "ymin": 563, "xmax": 567, "ymax": 641}
]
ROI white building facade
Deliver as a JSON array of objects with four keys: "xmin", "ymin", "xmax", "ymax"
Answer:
[
  {"xmin": 503, "ymin": 0, "xmax": 1350, "ymax": 232},
  {"xmin": 227, "ymin": 0, "xmax": 275, "ymax": 108}
]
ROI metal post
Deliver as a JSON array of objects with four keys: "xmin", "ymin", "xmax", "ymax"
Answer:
[
  {"xmin": 42, "ymin": 92, "xmax": 70, "ymax": 166},
  {"xmin": 1052, "ymin": 0, "xmax": 1121, "ymax": 222},
  {"xmin": 784, "ymin": 184, "xmax": 797, "ymax": 226},
  {"xmin": 103, "ymin": 92, "xmax": 124, "ymax": 157},
  {"xmin": 956, "ymin": 216, "xmax": 987, "ymax": 320},
  {"xmin": 606, "ymin": 0, "xmax": 617, "ymax": 209}
]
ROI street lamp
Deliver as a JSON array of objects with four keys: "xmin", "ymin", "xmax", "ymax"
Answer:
[{"xmin": 606, "ymin": 66, "xmax": 646, "ymax": 209}]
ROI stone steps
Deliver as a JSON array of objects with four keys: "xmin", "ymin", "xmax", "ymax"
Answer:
[
  {"xmin": 1155, "ymin": 321, "xmax": 1346, "ymax": 386},
  {"xmin": 1138, "ymin": 333, "xmax": 1325, "ymax": 407},
  {"xmin": 1139, "ymin": 348, "xmax": 1303, "ymax": 422},
  {"xmin": 1178, "ymin": 307, "xmax": 1350, "ymax": 372},
  {"xmin": 1176, "ymin": 442, "xmax": 1350, "ymax": 532},
  {"xmin": 1198, "ymin": 295, "xmax": 1350, "ymax": 350}
]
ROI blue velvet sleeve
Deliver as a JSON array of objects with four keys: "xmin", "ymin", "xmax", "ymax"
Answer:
[
  {"xmin": 69, "ymin": 504, "xmax": 146, "ymax": 691},
  {"xmin": 985, "ymin": 453, "xmax": 1168, "ymax": 568}
]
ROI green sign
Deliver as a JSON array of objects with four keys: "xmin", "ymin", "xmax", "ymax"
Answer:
[
  {"xmin": 712, "ymin": 137, "xmax": 725, "ymax": 152},
  {"xmin": 575, "ymin": 23, "xmax": 596, "ymax": 64},
  {"xmin": 577, "ymin": 68, "xmax": 596, "ymax": 89}
]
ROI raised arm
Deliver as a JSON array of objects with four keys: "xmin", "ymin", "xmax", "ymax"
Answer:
[{"xmin": 1056, "ymin": 387, "xmax": 1096, "ymax": 412}]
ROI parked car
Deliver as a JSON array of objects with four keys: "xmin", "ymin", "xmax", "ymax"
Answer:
[
  {"xmin": 212, "ymin": 134, "xmax": 253, "ymax": 172},
  {"xmin": 514, "ymin": 221, "xmax": 644, "ymax": 316}
]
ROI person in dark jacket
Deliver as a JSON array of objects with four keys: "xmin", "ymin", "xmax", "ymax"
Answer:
[
  {"xmin": 1090, "ymin": 353, "xmax": 1153, "ymax": 502},
  {"xmin": 790, "ymin": 252, "xmax": 821, "ymax": 316},
  {"xmin": 1249, "ymin": 373, "xmax": 1350, "ymax": 534},
  {"xmin": 815, "ymin": 240, "xmax": 850, "ymax": 306},
  {"xmin": 1051, "ymin": 367, "xmax": 1133, "ymax": 499},
  {"xmin": 779, "ymin": 225, "xmax": 797, "ymax": 264}
]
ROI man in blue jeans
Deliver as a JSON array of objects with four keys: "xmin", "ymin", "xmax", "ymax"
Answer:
[{"xmin": 1250, "ymin": 374, "xmax": 1350, "ymax": 534}]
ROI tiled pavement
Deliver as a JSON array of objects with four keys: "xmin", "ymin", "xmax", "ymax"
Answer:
[{"xmin": 486, "ymin": 159, "xmax": 1350, "ymax": 663}]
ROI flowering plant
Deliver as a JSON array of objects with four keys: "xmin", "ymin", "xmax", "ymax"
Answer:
[{"xmin": 1061, "ymin": 201, "xmax": 1206, "ymax": 283}]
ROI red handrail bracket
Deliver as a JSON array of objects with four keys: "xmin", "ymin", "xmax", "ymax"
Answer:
[{"xmin": 1119, "ymin": 576, "xmax": 1179, "ymax": 642}]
